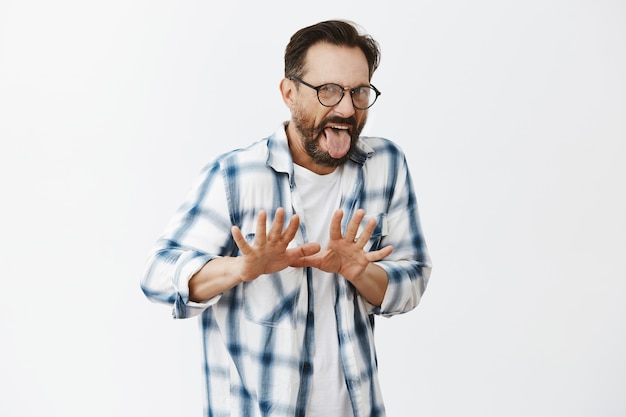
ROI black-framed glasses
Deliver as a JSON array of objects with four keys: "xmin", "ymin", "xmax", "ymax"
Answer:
[{"xmin": 290, "ymin": 77, "xmax": 381, "ymax": 110}]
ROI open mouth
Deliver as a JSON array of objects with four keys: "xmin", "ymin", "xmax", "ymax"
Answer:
[
  {"xmin": 323, "ymin": 124, "xmax": 352, "ymax": 158},
  {"xmin": 329, "ymin": 124, "xmax": 350, "ymax": 132}
]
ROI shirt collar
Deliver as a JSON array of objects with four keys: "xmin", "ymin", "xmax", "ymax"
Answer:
[{"xmin": 265, "ymin": 122, "xmax": 375, "ymax": 186}]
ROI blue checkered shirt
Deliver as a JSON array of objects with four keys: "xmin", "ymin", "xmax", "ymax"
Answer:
[{"xmin": 141, "ymin": 124, "xmax": 432, "ymax": 417}]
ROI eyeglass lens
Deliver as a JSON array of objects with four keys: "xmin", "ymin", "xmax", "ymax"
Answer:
[{"xmin": 318, "ymin": 84, "xmax": 377, "ymax": 109}]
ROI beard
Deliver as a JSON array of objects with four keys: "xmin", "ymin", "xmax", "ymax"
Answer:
[{"xmin": 291, "ymin": 109, "xmax": 366, "ymax": 168}]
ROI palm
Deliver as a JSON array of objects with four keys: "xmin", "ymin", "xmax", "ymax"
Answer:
[
  {"xmin": 313, "ymin": 239, "xmax": 370, "ymax": 278},
  {"xmin": 232, "ymin": 208, "xmax": 320, "ymax": 281},
  {"xmin": 292, "ymin": 209, "xmax": 393, "ymax": 282}
]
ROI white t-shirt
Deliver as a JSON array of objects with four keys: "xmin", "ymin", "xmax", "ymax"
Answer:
[{"xmin": 293, "ymin": 164, "xmax": 354, "ymax": 416}]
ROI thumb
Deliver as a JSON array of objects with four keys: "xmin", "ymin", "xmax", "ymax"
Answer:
[{"xmin": 288, "ymin": 243, "xmax": 321, "ymax": 268}]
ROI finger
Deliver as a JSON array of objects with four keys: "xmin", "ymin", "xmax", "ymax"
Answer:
[
  {"xmin": 232, "ymin": 225, "xmax": 252, "ymax": 255},
  {"xmin": 365, "ymin": 245, "xmax": 393, "ymax": 262},
  {"xmin": 282, "ymin": 213, "xmax": 301, "ymax": 242},
  {"xmin": 254, "ymin": 210, "xmax": 268, "ymax": 245},
  {"xmin": 355, "ymin": 217, "xmax": 377, "ymax": 248},
  {"xmin": 267, "ymin": 207, "xmax": 285, "ymax": 241},
  {"xmin": 344, "ymin": 209, "xmax": 366, "ymax": 242},
  {"xmin": 288, "ymin": 243, "xmax": 322, "ymax": 268},
  {"xmin": 290, "ymin": 242, "xmax": 321, "ymax": 258},
  {"xmin": 329, "ymin": 209, "xmax": 345, "ymax": 241}
]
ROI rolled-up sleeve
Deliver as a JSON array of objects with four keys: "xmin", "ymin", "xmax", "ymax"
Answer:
[{"xmin": 140, "ymin": 162, "xmax": 234, "ymax": 319}]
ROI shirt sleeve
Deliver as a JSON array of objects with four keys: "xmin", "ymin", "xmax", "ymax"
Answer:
[{"xmin": 140, "ymin": 161, "xmax": 235, "ymax": 319}]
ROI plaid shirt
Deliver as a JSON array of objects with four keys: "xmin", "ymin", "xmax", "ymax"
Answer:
[{"xmin": 141, "ymin": 124, "xmax": 431, "ymax": 417}]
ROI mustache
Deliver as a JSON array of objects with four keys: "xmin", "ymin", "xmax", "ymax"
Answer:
[{"xmin": 322, "ymin": 115, "xmax": 357, "ymax": 129}]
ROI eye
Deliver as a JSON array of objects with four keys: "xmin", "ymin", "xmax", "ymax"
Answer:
[
  {"xmin": 320, "ymin": 84, "xmax": 342, "ymax": 95},
  {"xmin": 352, "ymin": 86, "xmax": 371, "ymax": 98}
]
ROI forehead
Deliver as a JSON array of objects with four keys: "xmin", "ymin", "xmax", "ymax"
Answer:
[{"xmin": 303, "ymin": 42, "xmax": 370, "ymax": 85}]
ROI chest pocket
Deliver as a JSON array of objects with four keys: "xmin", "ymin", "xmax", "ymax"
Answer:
[
  {"xmin": 361, "ymin": 212, "xmax": 388, "ymax": 252},
  {"xmin": 241, "ymin": 234, "xmax": 304, "ymax": 328}
]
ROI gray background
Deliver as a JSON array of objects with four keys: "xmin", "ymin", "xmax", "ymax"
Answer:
[{"xmin": 1, "ymin": 1, "xmax": 625, "ymax": 416}]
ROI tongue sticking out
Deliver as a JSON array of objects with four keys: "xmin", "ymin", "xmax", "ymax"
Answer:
[{"xmin": 323, "ymin": 127, "xmax": 351, "ymax": 158}]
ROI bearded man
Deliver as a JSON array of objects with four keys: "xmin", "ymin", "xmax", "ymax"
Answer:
[{"xmin": 141, "ymin": 19, "xmax": 432, "ymax": 417}]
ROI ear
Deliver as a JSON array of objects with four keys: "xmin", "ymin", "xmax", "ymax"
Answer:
[{"xmin": 280, "ymin": 78, "xmax": 296, "ymax": 109}]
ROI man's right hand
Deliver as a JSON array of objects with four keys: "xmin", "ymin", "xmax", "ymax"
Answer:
[{"xmin": 189, "ymin": 207, "xmax": 320, "ymax": 302}]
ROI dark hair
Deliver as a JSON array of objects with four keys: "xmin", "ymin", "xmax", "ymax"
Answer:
[{"xmin": 284, "ymin": 20, "xmax": 381, "ymax": 80}]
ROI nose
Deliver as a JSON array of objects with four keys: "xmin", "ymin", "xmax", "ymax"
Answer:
[{"xmin": 333, "ymin": 90, "xmax": 356, "ymax": 117}]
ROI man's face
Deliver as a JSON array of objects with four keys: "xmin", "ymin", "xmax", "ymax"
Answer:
[{"xmin": 287, "ymin": 43, "xmax": 371, "ymax": 171}]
